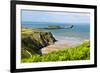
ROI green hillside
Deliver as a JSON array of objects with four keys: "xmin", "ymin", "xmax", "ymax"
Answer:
[{"xmin": 22, "ymin": 41, "xmax": 90, "ymax": 63}]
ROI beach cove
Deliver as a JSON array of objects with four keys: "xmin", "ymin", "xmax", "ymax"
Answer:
[{"xmin": 41, "ymin": 36, "xmax": 86, "ymax": 54}]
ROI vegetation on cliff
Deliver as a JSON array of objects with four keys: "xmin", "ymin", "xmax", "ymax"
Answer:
[
  {"xmin": 21, "ymin": 28, "xmax": 56, "ymax": 59},
  {"xmin": 22, "ymin": 41, "xmax": 90, "ymax": 63}
]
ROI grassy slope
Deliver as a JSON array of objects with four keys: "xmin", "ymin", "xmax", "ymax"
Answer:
[{"xmin": 22, "ymin": 41, "xmax": 90, "ymax": 63}]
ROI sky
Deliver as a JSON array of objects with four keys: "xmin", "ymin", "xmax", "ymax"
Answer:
[{"xmin": 21, "ymin": 10, "xmax": 90, "ymax": 24}]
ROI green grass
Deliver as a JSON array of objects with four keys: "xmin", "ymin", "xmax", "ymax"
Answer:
[{"xmin": 21, "ymin": 41, "xmax": 90, "ymax": 63}]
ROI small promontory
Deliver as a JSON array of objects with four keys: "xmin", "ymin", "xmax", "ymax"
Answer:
[{"xmin": 21, "ymin": 28, "xmax": 56, "ymax": 59}]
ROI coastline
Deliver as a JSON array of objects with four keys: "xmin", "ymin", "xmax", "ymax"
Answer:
[
  {"xmin": 41, "ymin": 36, "xmax": 89, "ymax": 54},
  {"xmin": 21, "ymin": 28, "xmax": 90, "ymax": 62},
  {"xmin": 21, "ymin": 27, "xmax": 90, "ymax": 55}
]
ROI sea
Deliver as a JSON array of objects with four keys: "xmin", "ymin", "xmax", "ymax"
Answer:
[{"xmin": 22, "ymin": 22, "xmax": 90, "ymax": 43}]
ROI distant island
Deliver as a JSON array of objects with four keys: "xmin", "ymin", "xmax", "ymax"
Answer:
[
  {"xmin": 39, "ymin": 25, "xmax": 74, "ymax": 29},
  {"xmin": 48, "ymin": 25, "xmax": 64, "ymax": 29}
]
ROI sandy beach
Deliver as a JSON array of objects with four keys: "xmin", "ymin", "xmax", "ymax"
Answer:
[{"xmin": 41, "ymin": 36, "xmax": 85, "ymax": 54}]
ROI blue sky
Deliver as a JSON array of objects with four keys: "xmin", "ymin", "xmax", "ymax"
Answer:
[{"xmin": 21, "ymin": 10, "xmax": 90, "ymax": 24}]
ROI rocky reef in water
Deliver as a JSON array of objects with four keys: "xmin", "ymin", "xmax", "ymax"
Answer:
[{"xmin": 21, "ymin": 28, "xmax": 56, "ymax": 59}]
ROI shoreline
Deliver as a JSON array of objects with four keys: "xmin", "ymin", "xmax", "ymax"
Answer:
[
  {"xmin": 21, "ymin": 28, "xmax": 90, "ymax": 55},
  {"xmin": 41, "ymin": 36, "xmax": 89, "ymax": 54}
]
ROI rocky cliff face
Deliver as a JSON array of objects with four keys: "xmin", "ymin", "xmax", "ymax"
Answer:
[{"xmin": 21, "ymin": 28, "xmax": 56, "ymax": 59}]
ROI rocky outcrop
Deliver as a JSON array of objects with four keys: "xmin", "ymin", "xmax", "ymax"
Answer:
[{"xmin": 21, "ymin": 28, "xmax": 56, "ymax": 59}]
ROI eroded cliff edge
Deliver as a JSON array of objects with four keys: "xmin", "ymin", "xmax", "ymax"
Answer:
[{"xmin": 21, "ymin": 28, "xmax": 56, "ymax": 59}]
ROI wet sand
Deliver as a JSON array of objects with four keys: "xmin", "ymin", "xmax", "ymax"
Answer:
[{"xmin": 41, "ymin": 36, "xmax": 84, "ymax": 54}]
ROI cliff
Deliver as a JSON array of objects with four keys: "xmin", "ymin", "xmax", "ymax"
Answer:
[{"xmin": 21, "ymin": 28, "xmax": 56, "ymax": 59}]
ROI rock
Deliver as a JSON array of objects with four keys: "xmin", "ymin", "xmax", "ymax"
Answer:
[{"xmin": 21, "ymin": 28, "xmax": 56, "ymax": 59}]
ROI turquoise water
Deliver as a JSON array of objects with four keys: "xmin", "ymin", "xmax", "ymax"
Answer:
[{"xmin": 22, "ymin": 22, "xmax": 90, "ymax": 41}]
